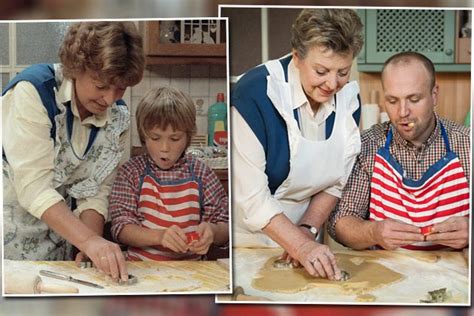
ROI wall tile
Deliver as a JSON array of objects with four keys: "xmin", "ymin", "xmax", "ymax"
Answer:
[
  {"xmin": 131, "ymin": 77, "xmax": 150, "ymax": 97},
  {"xmin": 149, "ymin": 64, "xmax": 171, "ymax": 78},
  {"xmin": 171, "ymin": 64, "xmax": 190, "ymax": 77},
  {"xmin": 191, "ymin": 65, "xmax": 210, "ymax": 78},
  {"xmin": 210, "ymin": 64, "xmax": 227, "ymax": 78},
  {"xmin": 170, "ymin": 77, "xmax": 190, "ymax": 94},
  {"xmin": 192, "ymin": 96, "xmax": 210, "ymax": 117},
  {"xmin": 196, "ymin": 116, "xmax": 208, "ymax": 135},
  {"xmin": 150, "ymin": 76, "xmax": 170, "ymax": 89},
  {"xmin": 209, "ymin": 78, "xmax": 227, "ymax": 101},
  {"xmin": 190, "ymin": 78, "xmax": 210, "ymax": 97},
  {"xmin": 131, "ymin": 96, "xmax": 143, "ymax": 115}
]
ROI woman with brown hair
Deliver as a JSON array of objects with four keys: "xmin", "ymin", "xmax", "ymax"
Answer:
[{"xmin": 2, "ymin": 21, "xmax": 145, "ymax": 282}]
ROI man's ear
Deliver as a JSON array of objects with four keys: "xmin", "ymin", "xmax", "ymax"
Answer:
[{"xmin": 431, "ymin": 84, "xmax": 439, "ymax": 107}]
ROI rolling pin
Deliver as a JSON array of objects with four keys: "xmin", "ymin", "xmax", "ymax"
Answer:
[
  {"xmin": 5, "ymin": 273, "xmax": 79, "ymax": 294},
  {"xmin": 232, "ymin": 286, "xmax": 270, "ymax": 301}
]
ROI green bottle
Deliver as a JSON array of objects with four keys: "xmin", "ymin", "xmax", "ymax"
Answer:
[
  {"xmin": 208, "ymin": 93, "xmax": 228, "ymax": 146},
  {"xmin": 464, "ymin": 110, "xmax": 471, "ymax": 127}
]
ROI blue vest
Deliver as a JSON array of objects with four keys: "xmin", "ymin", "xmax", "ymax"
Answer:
[
  {"xmin": 232, "ymin": 55, "xmax": 361, "ymax": 194},
  {"xmin": 2, "ymin": 64, "xmax": 126, "ymax": 160}
]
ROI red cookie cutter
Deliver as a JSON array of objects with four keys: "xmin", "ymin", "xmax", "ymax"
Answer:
[
  {"xmin": 186, "ymin": 232, "xmax": 200, "ymax": 244},
  {"xmin": 421, "ymin": 225, "xmax": 433, "ymax": 236}
]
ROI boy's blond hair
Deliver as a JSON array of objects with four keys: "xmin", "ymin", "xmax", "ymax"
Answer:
[{"xmin": 136, "ymin": 87, "xmax": 197, "ymax": 146}]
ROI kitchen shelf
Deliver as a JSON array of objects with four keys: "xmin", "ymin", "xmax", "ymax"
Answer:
[{"xmin": 143, "ymin": 20, "xmax": 227, "ymax": 65}]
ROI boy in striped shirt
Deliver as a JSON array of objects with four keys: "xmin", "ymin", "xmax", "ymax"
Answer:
[{"xmin": 109, "ymin": 87, "xmax": 229, "ymax": 261}]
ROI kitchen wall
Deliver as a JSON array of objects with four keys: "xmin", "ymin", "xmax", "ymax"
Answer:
[{"xmin": 129, "ymin": 64, "xmax": 227, "ymax": 147}]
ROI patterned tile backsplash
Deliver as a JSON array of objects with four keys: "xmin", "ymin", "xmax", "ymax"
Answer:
[{"xmin": 129, "ymin": 64, "xmax": 227, "ymax": 147}]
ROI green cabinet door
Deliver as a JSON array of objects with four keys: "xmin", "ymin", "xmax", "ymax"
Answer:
[{"xmin": 365, "ymin": 9, "xmax": 455, "ymax": 64}]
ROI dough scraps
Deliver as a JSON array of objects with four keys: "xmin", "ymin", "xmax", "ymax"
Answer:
[
  {"xmin": 356, "ymin": 293, "xmax": 376, "ymax": 302},
  {"xmin": 252, "ymin": 254, "xmax": 404, "ymax": 294}
]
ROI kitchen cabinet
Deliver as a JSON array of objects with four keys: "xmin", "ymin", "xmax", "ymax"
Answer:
[
  {"xmin": 143, "ymin": 20, "xmax": 227, "ymax": 65},
  {"xmin": 358, "ymin": 9, "xmax": 471, "ymax": 72},
  {"xmin": 456, "ymin": 10, "xmax": 471, "ymax": 63}
]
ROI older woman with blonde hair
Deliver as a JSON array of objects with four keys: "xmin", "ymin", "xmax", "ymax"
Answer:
[
  {"xmin": 2, "ymin": 21, "xmax": 145, "ymax": 282},
  {"xmin": 232, "ymin": 9, "xmax": 363, "ymax": 280}
]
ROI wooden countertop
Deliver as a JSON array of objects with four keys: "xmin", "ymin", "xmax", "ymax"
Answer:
[
  {"xmin": 218, "ymin": 247, "xmax": 469, "ymax": 304},
  {"xmin": 4, "ymin": 259, "xmax": 230, "ymax": 296}
]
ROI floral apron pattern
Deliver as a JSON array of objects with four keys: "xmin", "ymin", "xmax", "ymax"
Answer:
[{"xmin": 3, "ymin": 70, "xmax": 129, "ymax": 260}]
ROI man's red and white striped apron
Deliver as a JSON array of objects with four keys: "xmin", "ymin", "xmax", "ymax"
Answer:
[
  {"xmin": 369, "ymin": 124, "xmax": 469, "ymax": 250},
  {"xmin": 127, "ymin": 161, "xmax": 202, "ymax": 261}
]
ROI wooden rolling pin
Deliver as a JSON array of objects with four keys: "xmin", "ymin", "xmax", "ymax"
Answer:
[
  {"xmin": 232, "ymin": 286, "xmax": 270, "ymax": 301},
  {"xmin": 5, "ymin": 274, "xmax": 79, "ymax": 294}
]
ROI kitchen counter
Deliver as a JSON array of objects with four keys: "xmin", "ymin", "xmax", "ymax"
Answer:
[
  {"xmin": 218, "ymin": 247, "xmax": 469, "ymax": 305},
  {"xmin": 4, "ymin": 259, "xmax": 230, "ymax": 296}
]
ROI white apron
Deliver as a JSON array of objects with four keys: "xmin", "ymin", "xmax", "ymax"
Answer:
[{"xmin": 234, "ymin": 59, "xmax": 361, "ymax": 247}]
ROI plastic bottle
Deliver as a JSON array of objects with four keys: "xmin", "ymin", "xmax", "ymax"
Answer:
[
  {"xmin": 464, "ymin": 110, "xmax": 471, "ymax": 127},
  {"xmin": 208, "ymin": 93, "xmax": 228, "ymax": 146}
]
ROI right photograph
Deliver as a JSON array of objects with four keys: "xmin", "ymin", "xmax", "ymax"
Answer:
[{"xmin": 220, "ymin": 6, "xmax": 471, "ymax": 304}]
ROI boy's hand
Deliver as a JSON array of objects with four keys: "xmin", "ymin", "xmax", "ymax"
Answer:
[
  {"xmin": 189, "ymin": 222, "xmax": 215, "ymax": 255},
  {"xmin": 160, "ymin": 225, "xmax": 188, "ymax": 253}
]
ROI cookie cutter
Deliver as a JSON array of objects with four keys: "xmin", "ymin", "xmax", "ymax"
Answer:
[
  {"xmin": 118, "ymin": 274, "xmax": 138, "ymax": 286},
  {"xmin": 186, "ymin": 232, "xmax": 200, "ymax": 244},
  {"xmin": 337, "ymin": 270, "xmax": 351, "ymax": 281},
  {"xmin": 79, "ymin": 261, "xmax": 94, "ymax": 269},
  {"xmin": 272, "ymin": 258, "xmax": 294, "ymax": 269}
]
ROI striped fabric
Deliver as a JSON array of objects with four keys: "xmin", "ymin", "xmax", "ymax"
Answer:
[
  {"xmin": 368, "ymin": 128, "xmax": 470, "ymax": 251},
  {"xmin": 127, "ymin": 175, "xmax": 201, "ymax": 261}
]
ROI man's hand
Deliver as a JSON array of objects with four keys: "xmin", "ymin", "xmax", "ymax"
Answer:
[
  {"xmin": 426, "ymin": 216, "xmax": 469, "ymax": 249},
  {"xmin": 372, "ymin": 219, "xmax": 424, "ymax": 250}
]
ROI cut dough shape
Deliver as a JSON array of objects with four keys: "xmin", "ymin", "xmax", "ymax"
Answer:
[
  {"xmin": 252, "ymin": 254, "xmax": 404, "ymax": 294},
  {"xmin": 350, "ymin": 257, "xmax": 365, "ymax": 266},
  {"xmin": 356, "ymin": 293, "xmax": 376, "ymax": 302}
]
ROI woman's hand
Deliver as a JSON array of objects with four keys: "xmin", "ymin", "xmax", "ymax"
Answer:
[
  {"xmin": 159, "ymin": 225, "xmax": 188, "ymax": 253},
  {"xmin": 81, "ymin": 235, "xmax": 128, "ymax": 282},
  {"xmin": 279, "ymin": 225, "xmax": 316, "ymax": 267},
  {"xmin": 188, "ymin": 222, "xmax": 215, "ymax": 255},
  {"xmin": 74, "ymin": 251, "xmax": 89, "ymax": 266},
  {"xmin": 293, "ymin": 240, "xmax": 341, "ymax": 280}
]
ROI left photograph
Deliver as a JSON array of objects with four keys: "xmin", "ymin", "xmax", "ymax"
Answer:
[{"xmin": 1, "ymin": 19, "xmax": 231, "ymax": 296}]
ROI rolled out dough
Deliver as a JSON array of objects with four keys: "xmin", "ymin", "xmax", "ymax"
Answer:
[{"xmin": 252, "ymin": 254, "xmax": 403, "ymax": 294}]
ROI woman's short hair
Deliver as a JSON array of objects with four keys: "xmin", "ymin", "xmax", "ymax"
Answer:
[
  {"xmin": 59, "ymin": 21, "xmax": 145, "ymax": 87},
  {"xmin": 291, "ymin": 9, "xmax": 364, "ymax": 59},
  {"xmin": 136, "ymin": 87, "xmax": 197, "ymax": 146}
]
